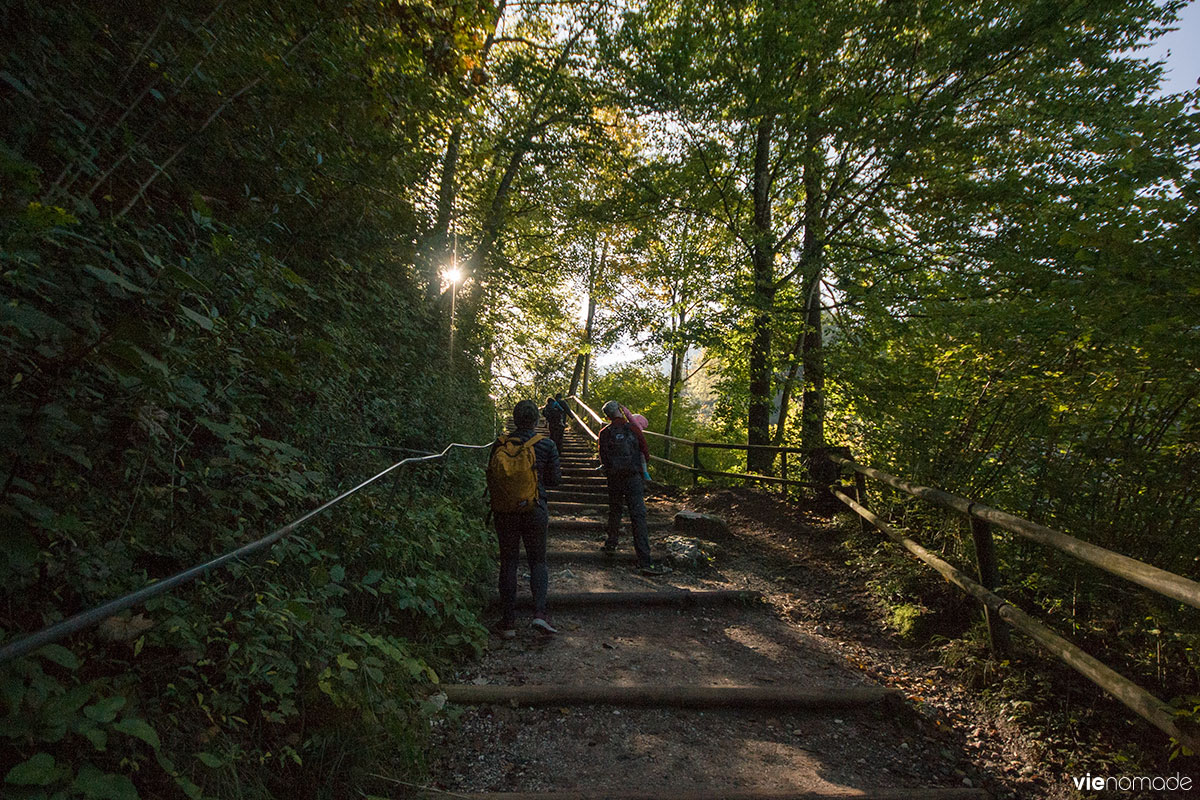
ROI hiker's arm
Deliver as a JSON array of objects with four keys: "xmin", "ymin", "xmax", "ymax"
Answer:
[
  {"xmin": 633, "ymin": 425, "xmax": 650, "ymax": 462},
  {"xmin": 597, "ymin": 427, "xmax": 611, "ymax": 470}
]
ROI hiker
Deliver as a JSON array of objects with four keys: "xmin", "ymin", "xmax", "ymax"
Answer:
[
  {"xmin": 487, "ymin": 399, "xmax": 562, "ymax": 637},
  {"xmin": 554, "ymin": 392, "xmax": 570, "ymax": 431},
  {"xmin": 542, "ymin": 395, "xmax": 566, "ymax": 454},
  {"xmin": 598, "ymin": 400, "xmax": 668, "ymax": 576}
]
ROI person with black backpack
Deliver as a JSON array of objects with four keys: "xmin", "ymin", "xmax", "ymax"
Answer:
[
  {"xmin": 542, "ymin": 395, "xmax": 566, "ymax": 454},
  {"xmin": 598, "ymin": 400, "xmax": 669, "ymax": 576},
  {"xmin": 486, "ymin": 399, "xmax": 562, "ymax": 637},
  {"xmin": 553, "ymin": 392, "xmax": 569, "ymax": 431}
]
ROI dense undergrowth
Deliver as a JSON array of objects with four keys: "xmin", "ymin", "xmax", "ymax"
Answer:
[
  {"xmin": 835, "ymin": 505, "xmax": 1199, "ymax": 775},
  {"xmin": 2, "ymin": 1, "xmax": 498, "ymax": 796}
]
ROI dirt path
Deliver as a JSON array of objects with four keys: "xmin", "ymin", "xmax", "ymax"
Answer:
[{"xmin": 423, "ymin": 427, "xmax": 1052, "ymax": 799}]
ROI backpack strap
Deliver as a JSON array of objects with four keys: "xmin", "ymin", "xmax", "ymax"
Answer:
[{"xmin": 523, "ymin": 433, "xmax": 546, "ymax": 449}]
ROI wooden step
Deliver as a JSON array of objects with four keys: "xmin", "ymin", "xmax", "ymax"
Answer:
[
  {"xmin": 547, "ymin": 490, "xmax": 610, "ymax": 502},
  {"xmin": 442, "ymin": 683, "xmax": 897, "ymax": 710},
  {"xmin": 547, "ymin": 501, "xmax": 609, "ymax": 513},
  {"xmin": 505, "ymin": 589, "xmax": 759, "ymax": 608},
  {"xmin": 549, "ymin": 519, "xmax": 671, "ymax": 532},
  {"xmin": 540, "ymin": 548, "xmax": 636, "ymax": 563},
  {"xmin": 415, "ymin": 790, "xmax": 990, "ymax": 800}
]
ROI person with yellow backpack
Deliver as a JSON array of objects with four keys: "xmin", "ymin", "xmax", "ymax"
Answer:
[{"xmin": 486, "ymin": 399, "xmax": 562, "ymax": 637}]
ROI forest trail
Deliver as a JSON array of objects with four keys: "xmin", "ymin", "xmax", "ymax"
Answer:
[{"xmin": 423, "ymin": 426, "xmax": 1042, "ymax": 799}]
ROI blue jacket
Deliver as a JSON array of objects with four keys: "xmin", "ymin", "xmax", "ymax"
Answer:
[{"xmin": 542, "ymin": 400, "xmax": 567, "ymax": 427}]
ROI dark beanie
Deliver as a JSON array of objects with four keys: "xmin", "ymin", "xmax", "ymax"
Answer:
[{"xmin": 513, "ymin": 400, "xmax": 539, "ymax": 428}]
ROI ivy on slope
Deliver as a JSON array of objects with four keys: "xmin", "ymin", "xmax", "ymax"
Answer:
[{"xmin": 1, "ymin": 0, "xmax": 496, "ymax": 796}]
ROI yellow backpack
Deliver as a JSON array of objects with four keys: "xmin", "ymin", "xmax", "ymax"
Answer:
[{"xmin": 486, "ymin": 434, "xmax": 545, "ymax": 513}]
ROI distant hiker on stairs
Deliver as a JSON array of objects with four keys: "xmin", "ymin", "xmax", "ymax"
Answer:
[
  {"xmin": 487, "ymin": 400, "xmax": 562, "ymax": 637},
  {"xmin": 598, "ymin": 401, "xmax": 668, "ymax": 576},
  {"xmin": 554, "ymin": 392, "xmax": 569, "ymax": 432},
  {"xmin": 542, "ymin": 394, "xmax": 567, "ymax": 454}
]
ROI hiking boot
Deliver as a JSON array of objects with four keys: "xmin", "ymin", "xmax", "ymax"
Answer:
[
  {"xmin": 639, "ymin": 563, "xmax": 672, "ymax": 576},
  {"xmin": 500, "ymin": 627, "xmax": 517, "ymax": 640},
  {"xmin": 531, "ymin": 615, "xmax": 558, "ymax": 635}
]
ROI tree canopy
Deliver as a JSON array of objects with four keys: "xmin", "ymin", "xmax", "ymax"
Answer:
[{"xmin": 2, "ymin": 0, "xmax": 1198, "ymax": 793}]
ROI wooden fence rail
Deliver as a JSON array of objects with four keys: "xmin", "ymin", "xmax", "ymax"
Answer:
[
  {"xmin": 828, "ymin": 454, "xmax": 1200, "ymax": 612},
  {"xmin": 828, "ymin": 460, "xmax": 1200, "ymax": 753},
  {"xmin": 563, "ymin": 394, "xmax": 1199, "ymax": 751}
]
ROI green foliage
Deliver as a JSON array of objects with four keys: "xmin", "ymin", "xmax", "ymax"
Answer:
[
  {"xmin": 886, "ymin": 603, "xmax": 928, "ymax": 641},
  {"xmin": 1, "ymin": 0, "xmax": 497, "ymax": 796}
]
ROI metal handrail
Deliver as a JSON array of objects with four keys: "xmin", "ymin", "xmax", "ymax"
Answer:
[{"xmin": 0, "ymin": 440, "xmax": 493, "ymax": 665}]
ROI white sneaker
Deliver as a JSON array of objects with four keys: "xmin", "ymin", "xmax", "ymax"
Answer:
[{"xmin": 531, "ymin": 616, "xmax": 558, "ymax": 635}]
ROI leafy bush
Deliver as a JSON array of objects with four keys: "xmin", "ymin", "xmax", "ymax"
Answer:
[{"xmin": 1, "ymin": 1, "xmax": 498, "ymax": 796}]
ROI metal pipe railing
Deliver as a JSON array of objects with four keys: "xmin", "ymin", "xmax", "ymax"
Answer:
[{"xmin": 0, "ymin": 440, "xmax": 492, "ymax": 665}]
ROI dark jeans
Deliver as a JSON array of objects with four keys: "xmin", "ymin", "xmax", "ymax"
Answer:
[
  {"xmin": 549, "ymin": 422, "xmax": 565, "ymax": 454},
  {"xmin": 605, "ymin": 471, "xmax": 651, "ymax": 567},
  {"xmin": 495, "ymin": 505, "xmax": 549, "ymax": 625}
]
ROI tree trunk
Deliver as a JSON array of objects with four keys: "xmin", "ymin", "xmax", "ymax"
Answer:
[
  {"xmin": 579, "ymin": 238, "xmax": 604, "ymax": 401},
  {"xmin": 799, "ymin": 133, "xmax": 827, "ymax": 456},
  {"xmin": 747, "ymin": 113, "xmax": 776, "ymax": 475},
  {"xmin": 426, "ymin": 121, "xmax": 463, "ymax": 299},
  {"xmin": 568, "ymin": 353, "xmax": 585, "ymax": 397},
  {"xmin": 799, "ymin": 276, "xmax": 824, "ymax": 449},
  {"xmin": 473, "ymin": 146, "xmax": 525, "ymax": 277},
  {"xmin": 664, "ymin": 315, "xmax": 685, "ymax": 462},
  {"xmin": 423, "ymin": 0, "xmax": 505, "ymax": 299},
  {"xmin": 772, "ymin": 330, "xmax": 805, "ymax": 449}
]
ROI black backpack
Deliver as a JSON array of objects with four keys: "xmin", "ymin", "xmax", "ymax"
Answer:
[
  {"xmin": 605, "ymin": 426, "xmax": 641, "ymax": 475},
  {"xmin": 544, "ymin": 402, "xmax": 564, "ymax": 426}
]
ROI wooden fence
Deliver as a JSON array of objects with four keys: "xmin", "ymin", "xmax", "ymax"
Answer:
[
  {"xmin": 564, "ymin": 395, "xmax": 1200, "ymax": 752},
  {"xmin": 828, "ymin": 455, "xmax": 1200, "ymax": 751},
  {"xmin": 565, "ymin": 395, "xmax": 821, "ymax": 490}
]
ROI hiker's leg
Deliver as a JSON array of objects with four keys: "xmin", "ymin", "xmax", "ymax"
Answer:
[
  {"xmin": 605, "ymin": 475, "xmax": 622, "ymax": 548},
  {"xmin": 524, "ymin": 507, "xmax": 550, "ymax": 616},
  {"xmin": 495, "ymin": 515, "xmax": 520, "ymax": 626},
  {"xmin": 626, "ymin": 472, "xmax": 651, "ymax": 567}
]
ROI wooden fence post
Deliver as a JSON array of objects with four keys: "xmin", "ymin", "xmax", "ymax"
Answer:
[
  {"xmin": 854, "ymin": 471, "xmax": 870, "ymax": 536},
  {"xmin": 692, "ymin": 441, "xmax": 700, "ymax": 486},
  {"xmin": 780, "ymin": 451, "xmax": 789, "ymax": 494},
  {"xmin": 970, "ymin": 515, "xmax": 1010, "ymax": 659}
]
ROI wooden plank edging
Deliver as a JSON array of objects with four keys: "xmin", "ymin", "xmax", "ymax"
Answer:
[
  {"xmin": 414, "ymin": 791, "xmax": 991, "ymax": 800},
  {"xmin": 442, "ymin": 683, "xmax": 896, "ymax": 710},
  {"xmin": 501, "ymin": 589, "xmax": 760, "ymax": 609}
]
